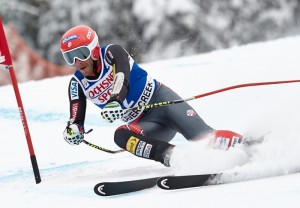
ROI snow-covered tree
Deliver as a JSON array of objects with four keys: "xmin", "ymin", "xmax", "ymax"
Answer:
[{"xmin": 1, "ymin": 0, "xmax": 300, "ymax": 64}]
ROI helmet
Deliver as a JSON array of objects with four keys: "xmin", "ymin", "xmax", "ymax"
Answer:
[{"xmin": 60, "ymin": 25, "xmax": 100, "ymax": 65}]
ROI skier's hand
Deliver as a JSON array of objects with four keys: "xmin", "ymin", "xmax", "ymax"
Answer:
[
  {"xmin": 101, "ymin": 101, "xmax": 124, "ymax": 123},
  {"xmin": 63, "ymin": 122, "xmax": 84, "ymax": 145}
]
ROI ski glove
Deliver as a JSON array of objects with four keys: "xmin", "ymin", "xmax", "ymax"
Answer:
[
  {"xmin": 101, "ymin": 101, "xmax": 124, "ymax": 123},
  {"xmin": 63, "ymin": 122, "xmax": 84, "ymax": 145}
]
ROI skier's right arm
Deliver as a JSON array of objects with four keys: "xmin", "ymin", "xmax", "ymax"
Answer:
[{"xmin": 63, "ymin": 78, "xmax": 87, "ymax": 145}]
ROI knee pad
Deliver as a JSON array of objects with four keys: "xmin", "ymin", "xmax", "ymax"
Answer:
[
  {"xmin": 114, "ymin": 127, "xmax": 131, "ymax": 149},
  {"xmin": 114, "ymin": 124, "xmax": 144, "ymax": 148}
]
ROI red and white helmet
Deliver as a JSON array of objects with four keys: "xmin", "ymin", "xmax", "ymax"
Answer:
[{"xmin": 60, "ymin": 25, "xmax": 100, "ymax": 65}]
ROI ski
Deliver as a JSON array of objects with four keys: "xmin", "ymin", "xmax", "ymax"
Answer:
[
  {"xmin": 93, "ymin": 134, "xmax": 267, "ymax": 196},
  {"xmin": 94, "ymin": 174, "xmax": 220, "ymax": 196},
  {"xmin": 94, "ymin": 177, "xmax": 159, "ymax": 196},
  {"xmin": 157, "ymin": 174, "xmax": 220, "ymax": 190}
]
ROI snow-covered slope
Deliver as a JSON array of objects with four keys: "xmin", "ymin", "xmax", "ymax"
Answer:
[{"xmin": 1, "ymin": 36, "xmax": 300, "ymax": 207}]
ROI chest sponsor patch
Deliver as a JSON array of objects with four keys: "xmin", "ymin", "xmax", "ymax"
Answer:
[
  {"xmin": 86, "ymin": 72, "xmax": 114, "ymax": 104},
  {"xmin": 70, "ymin": 80, "xmax": 79, "ymax": 100}
]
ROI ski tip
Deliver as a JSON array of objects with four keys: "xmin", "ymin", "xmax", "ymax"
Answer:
[
  {"xmin": 94, "ymin": 183, "xmax": 108, "ymax": 196},
  {"xmin": 93, "ymin": 177, "xmax": 159, "ymax": 196},
  {"xmin": 157, "ymin": 174, "xmax": 220, "ymax": 190}
]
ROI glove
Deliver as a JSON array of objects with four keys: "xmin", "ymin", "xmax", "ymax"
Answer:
[
  {"xmin": 63, "ymin": 122, "xmax": 84, "ymax": 145},
  {"xmin": 101, "ymin": 101, "xmax": 124, "ymax": 123}
]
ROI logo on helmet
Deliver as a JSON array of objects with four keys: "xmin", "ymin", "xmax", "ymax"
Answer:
[
  {"xmin": 62, "ymin": 35, "xmax": 78, "ymax": 44},
  {"xmin": 87, "ymin": 30, "xmax": 92, "ymax": 40}
]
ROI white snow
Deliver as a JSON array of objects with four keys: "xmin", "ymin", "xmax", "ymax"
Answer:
[{"xmin": 1, "ymin": 36, "xmax": 300, "ymax": 207}]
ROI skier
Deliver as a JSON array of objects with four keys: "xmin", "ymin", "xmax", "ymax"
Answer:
[{"xmin": 60, "ymin": 25, "xmax": 243, "ymax": 167}]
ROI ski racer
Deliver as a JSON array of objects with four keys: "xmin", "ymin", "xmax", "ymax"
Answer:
[{"xmin": 60, "ymin": 25, "xmax": 243, "ymax": 167}]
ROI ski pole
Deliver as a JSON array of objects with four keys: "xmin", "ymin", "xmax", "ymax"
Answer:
[
  {"xmin": 0, "ymin": 18, "xmax": 41, "ymax": 184},
  {"xmin": 83, "ymin": 140, "xmax": 125, "ymax": 154},
  {"xmin": 89, "ymin": 79, "xmax": 300, "ymax": 153},
  {"xmin": 124, "ymin": 79, "xmax": 300, "ymax": 112},
  {"xmin": 82, "ymin": 129, "xmax": 124, "ymax": 154}
]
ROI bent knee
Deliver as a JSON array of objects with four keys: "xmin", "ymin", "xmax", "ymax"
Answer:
[{"xmin": 114, "ymin": 126, "xmax": 131, "ymax": 148}]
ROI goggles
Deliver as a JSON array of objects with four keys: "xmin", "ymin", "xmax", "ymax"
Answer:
[{"xmin": 62, "ymin": 33, "xmax": 98, "ymax": 65}]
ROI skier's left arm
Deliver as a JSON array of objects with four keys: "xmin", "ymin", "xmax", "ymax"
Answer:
[
  {"xmin": 105, "ymin": 44, "xmax": 130, "ymax": 103},
  {"xmin": 101, "ymin": 45, "xmax": 131, "ymax": 123}
]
